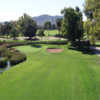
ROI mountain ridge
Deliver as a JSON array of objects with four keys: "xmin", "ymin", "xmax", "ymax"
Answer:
[{"xmin": 33, "ymin": 14, "xmax": 63, "ymax": 26}]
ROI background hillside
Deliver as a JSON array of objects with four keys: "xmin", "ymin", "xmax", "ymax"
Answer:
[{"xmin": 33, "ymin": 14, "xmax": 63, "ymax": 26}]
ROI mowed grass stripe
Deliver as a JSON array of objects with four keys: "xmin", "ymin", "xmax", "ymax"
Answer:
[{"xmin": 0, "ymin": 45, "xmax": 100, "ymax": 100}]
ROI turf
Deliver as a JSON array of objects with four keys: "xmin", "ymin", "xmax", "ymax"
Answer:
[
  {"xmin": 0, "ymin": 45, "xmax": 100, "ymax": 100},
  {"xmin": 44, "ymin": 30, "xmax": 59, "ymax": 36},
  {"xmin": 96, "ymin": 41, "xmax": 100, "ymax": 46}
]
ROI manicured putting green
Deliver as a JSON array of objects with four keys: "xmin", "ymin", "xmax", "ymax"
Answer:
[{"xmin": 0, "ymin": 45, "xmax": 100, "ymax": 100}]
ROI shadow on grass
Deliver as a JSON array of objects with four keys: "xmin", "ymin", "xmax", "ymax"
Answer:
[
  {"xmin": 95, "ymin": 49, "xmax": 100, "ymax": 54},
  {"xmin": 68, "ymin": 46, "xmax": 95, "ymax": 55},
  {"xmin": 31, "ymin": 44, "xmax": 42, "ymax": 48},
  {"xmin": 25, "ymin": 38, "xmax": 40, "ymax": 41},
  {"xmin": 95, "ymin": 45, "xmax": 100, "ymax": 47}
]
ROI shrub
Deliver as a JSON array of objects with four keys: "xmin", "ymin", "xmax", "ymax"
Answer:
[
  {"xmin": 0, "ymin": 46, "xmax": 27, "ymax": 68},
  {"xmin": 0, "ymin": 57, "xmax": 8, "ymax": 68},
  {"xmin": 0, "ymin": 46, "xmax": 7, "ymax": 57},
  {"xmin": 0, "ymin": 46, "xmax": 13, "ymax": 59},
  {"xmin": 10, "ymin": 51, "xmax": 26, "ymax": 65}
]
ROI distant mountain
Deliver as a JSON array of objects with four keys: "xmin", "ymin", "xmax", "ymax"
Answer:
[{"xmin": 33, "ymin": 14, "xmax": 63, "ymax": 26}]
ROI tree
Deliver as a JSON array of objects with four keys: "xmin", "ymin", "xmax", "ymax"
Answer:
[
  {"xmin": 10, "ymin": 27, "xmax": 18, "ymax": 40},
  {"xmin": 0, "ymin": 24, "xmax": 2, "ymax": 35},
  {"xmin": 84, "ymin": 19, "xmax": 91, "ymax": 40},
  {"xmin": 44, "ymin": 21, "xmax": 52, "ymax": 30},
  {"xmin": 10, "ymin": 22, "xmax": 19, "ymax": 40},
  {"xmin": 61, "ymin": 7, "xmax": 83, "ymax": 44},
  {"xmin": 84, "ymin": 0, "xmax": 100, "ymax": 19},
  {"xmin": 56, "ymin": 18, "xmax": 62, "ymax": 34},
  {"xmin": 37, "ymin": 29, "xmax": 45, "ymax": 40},
  {"xmin": 37, "ymin": 29, "xmax": 45, "ymax": 36},
  {"xmin": 52, "ymin": 24, "xmax": 56, "ymax": 30},
  {"xmin": 0, "ymin": 22, "xmax": 12, "ymax": 37},
  {"xmin": 84, "ymin": 0, "xmax": 100, "ymax": 43},
  {"xmin": 18, "ymin": 13, "xmax": 37, "ymax": 39}
]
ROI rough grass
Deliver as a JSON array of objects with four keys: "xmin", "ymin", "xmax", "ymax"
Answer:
[{"xmin": 0, "ymin": 45, "xmax": 100, "ymax": 100}]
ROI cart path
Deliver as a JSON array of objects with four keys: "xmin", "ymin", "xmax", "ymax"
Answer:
[{"xmin": 90, "ymin": 46, "xmax": 100, "ymax": 56}]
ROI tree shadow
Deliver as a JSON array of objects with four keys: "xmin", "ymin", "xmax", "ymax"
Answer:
[
  {"xmin": 93, "ymin": 49, "xmax": 100, "ymax": 55},
  {"xmin": 68, "ymin": 46, "xmax": 95, "ymax": 55},
  {"xmin": 31, "ymin": 44, "xmax": 42, "ymax": 48},
  {"xmin": 95, "ymin": 45, "xmax": 100, "ymax": 47},
  {"xmin": 25, "ymin": 37, "xmax": 39, "ymax": 41}
]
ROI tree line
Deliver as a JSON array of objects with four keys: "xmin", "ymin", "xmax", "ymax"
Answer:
[
  {"xmin": 56, "ymin": 0, "xmax": 100, "ymax": 46},
  {"xmin": 0, "ymin": 0, "xmax": 99, "ymax": 46},
  {"xmin": 0, "ymin": 7, "xmax": 83, "ymax": 42},
  {"xmin": 0, "ymin": 14, "xmax": 37, "ymax": 40},
  {"xmin": 0, "ymin": 14, "xmax": 58, "ymax": 39}
]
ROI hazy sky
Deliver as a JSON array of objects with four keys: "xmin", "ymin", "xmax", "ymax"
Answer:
[{"xmin": 0, "ymin": 0, "xmax": 85, "ymax": 22}]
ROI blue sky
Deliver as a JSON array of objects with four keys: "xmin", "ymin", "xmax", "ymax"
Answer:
[{"xmin": 0, "ymin": 0, "xmax": 85, "ymax": 22}]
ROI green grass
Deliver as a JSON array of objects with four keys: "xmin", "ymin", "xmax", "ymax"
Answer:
[
  {"xmin": 36, "ymin": 29, "xmax": 59, "ymax": 37},
  {"xmin": 96, "ymin": 41, "xmax": 100, "ymax": 45},
  {"xmin": 0, "ymin": 45, "xmax": 100, "ymax": 100},
  {"xmin": 44, "ymin": 30, "xmax": 59, "ymax": 36}
]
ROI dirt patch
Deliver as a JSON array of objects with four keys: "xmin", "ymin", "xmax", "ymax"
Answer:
[{"xmin": 47, "ymin": 48, "xmax": 64, "ymax": 53}]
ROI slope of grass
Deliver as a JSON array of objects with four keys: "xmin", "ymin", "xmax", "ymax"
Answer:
[{"xmin": 0, "ymin": 45, "xmax": 100, "ymax": 100}]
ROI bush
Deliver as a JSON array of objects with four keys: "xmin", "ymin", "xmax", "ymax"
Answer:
[
  {"xmin": 0, "ymin": 46, "xmax": 26, "ymax": 68},
  {"xmin": 10, "ymin": 51, "xmax": 26, "ymax": 65},
  {"xmin": 0, "ymin": 57, "xmax": 8, "ymax": 68},
  {"xmin": 0, "ymin": 46, "xmax": 7, "ymax": 57},
  {"xmin": 0, "ymin": 46, "xmax": 12, "ymax": 58}
]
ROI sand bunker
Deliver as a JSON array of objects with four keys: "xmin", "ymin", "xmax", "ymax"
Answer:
[{"xmin": 47, "ymin": 48, "xmax": 64, "ymax": 53}]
